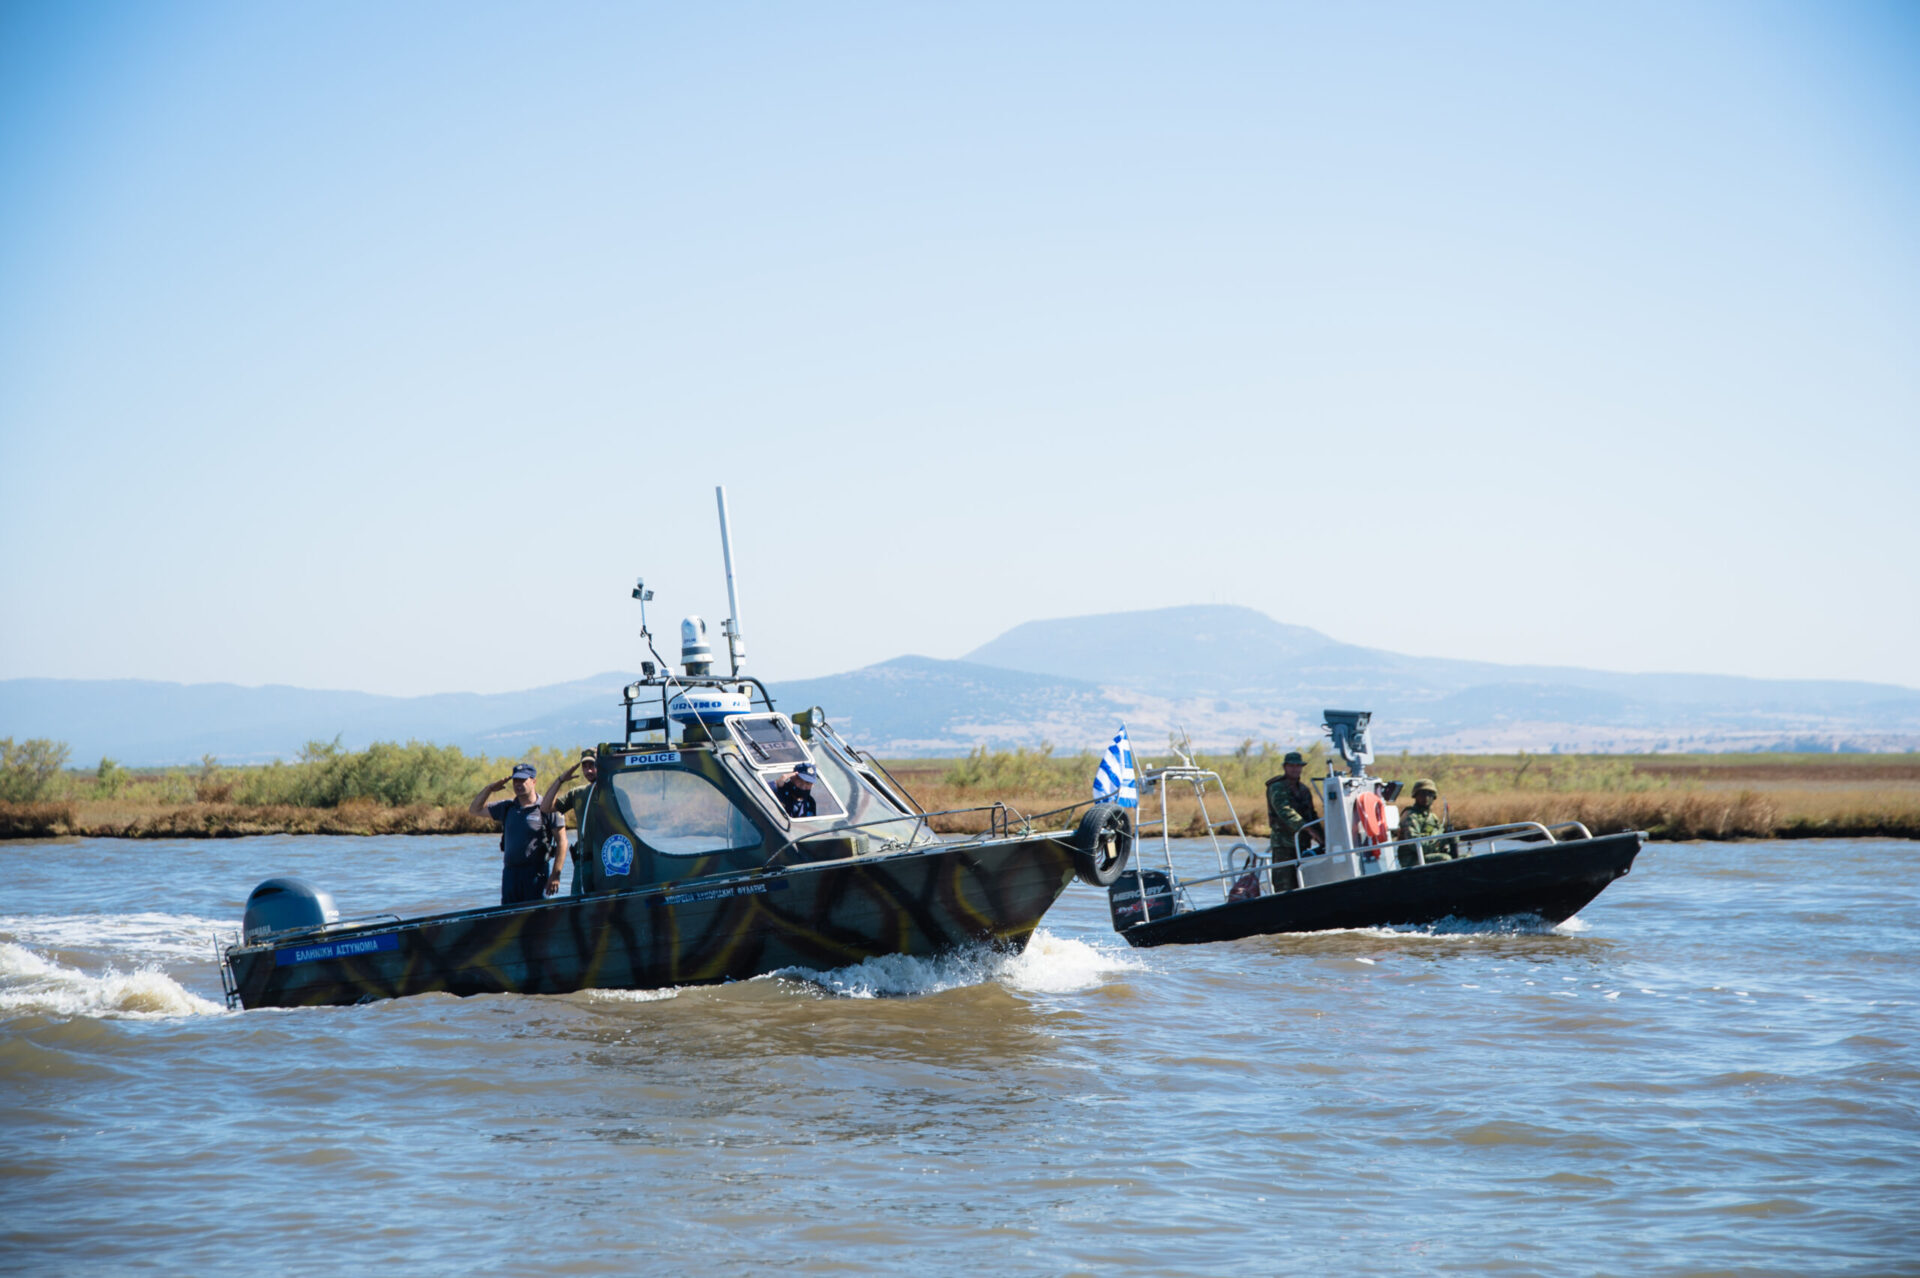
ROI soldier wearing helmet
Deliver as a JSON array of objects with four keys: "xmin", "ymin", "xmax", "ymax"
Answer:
[
  {"xmin": 1266, "ymin": 750, "xmax": 1322, "ymax": 889},
  {"xmin": 1399, "ymin": 778, "xmax": 1457, "ymax": 864}
]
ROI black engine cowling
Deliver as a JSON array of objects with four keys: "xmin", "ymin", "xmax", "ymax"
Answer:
[{"xmin": 242, "ymin": 877, "xmax": 339, "ymax": 942}]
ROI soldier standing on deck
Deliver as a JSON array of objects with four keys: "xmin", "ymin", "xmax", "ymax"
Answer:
[
  {"xmin": 1399, "ymin": 778, "xmax": 1458, "ymax": 864},
  {"xmin": 1266, "ymin": 751, "xmax": 1322, "ymax": 890},
  {"xmin": 543, "ymin": 750, "xmax": 600, "ymax": 895}
]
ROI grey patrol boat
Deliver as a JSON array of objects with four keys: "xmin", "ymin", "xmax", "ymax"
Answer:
[
  {"xmin": 1107, "ymin": 710, "xmax": 1643, "ymax": 946},
  {"xmin": 221, "ymin": 489, "xmax": 1132, "ymax": 1009}
]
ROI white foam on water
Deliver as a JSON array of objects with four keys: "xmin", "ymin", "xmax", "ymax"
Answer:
[
  {"xmin": 0, "ymin": 912, "xmax": 233, "ymax": 964},
  {"xmin": 775, "ymin": 929, "xmax": 1143, "ymax": 999},
  {"xmin": 996, "ymin": 929, "xmax": 1145, "ymax": 994},
  {"xmin": 579, "ymin": 986, "xmax": 682, "ymax": 1004},
  {"xmin": 0, "ymin": 941, "xmax": 226, "ymax": 1020},
  {"xmin": 1386, "ymin": 914, "xmax": 1566, "ymax": 938},
  {"xmin": 1293, "ymin": 913, "xmax": 1571, "ymax": 943}
]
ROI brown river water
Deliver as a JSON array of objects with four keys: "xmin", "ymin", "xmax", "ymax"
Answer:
[{"xmin": 2, "ymin": 836, "xmax": 1916, "ymax": 1275}]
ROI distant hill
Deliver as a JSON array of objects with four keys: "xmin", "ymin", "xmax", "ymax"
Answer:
[
  {"xmin": 770, "ymin": 656, "xmax": 1127, "ymax": 753},
  {"xmin": 962, "ymin": 605, "xmax": 1920, "ymax": 753},
  {"xmin": 968, "ymin": 607, "xmax": 1350, "ymax": 698},
  {"xmin": 6, "ymin": 605, "xmax": 1918, "ymax": 763}
]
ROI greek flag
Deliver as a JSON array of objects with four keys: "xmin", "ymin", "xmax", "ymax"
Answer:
[{"xmin": 1092, "ymin": 725, "xmax": 1137, "ymax": 809}]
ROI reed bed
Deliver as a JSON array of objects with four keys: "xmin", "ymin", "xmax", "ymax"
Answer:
[
  {"xmin": 0, "ymin": 800, "xmax": 495, "ymax": 840},
  {"xmin": 2, "ymin": 740, "xmax": 1915, "ymax": 840},
  {"xmin": 889, "ymin": 750, "xmax": 1920, "ymax": 843}
]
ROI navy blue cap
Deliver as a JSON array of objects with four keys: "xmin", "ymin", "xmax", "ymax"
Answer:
[
  {"xmin": 792, "ymin": 762, "xmax": 820, "ymax": 784},
  {"xmin": 510, "ymin": 763, "xmax": 537, "ymax": 780}
]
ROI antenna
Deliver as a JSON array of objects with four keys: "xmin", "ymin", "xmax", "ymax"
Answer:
[
  {"xmin": 632, "ymin": 577, "xmax": 654, "ymax": 638},
  {"xmin": 715, "ymin": 486, "xmax": 746, "ymax": 677}
]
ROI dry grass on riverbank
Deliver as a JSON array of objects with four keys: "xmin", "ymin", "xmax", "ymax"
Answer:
[
  {"xmin": 886, "ymin": 750, "xmax": 1920, "ymax": 842},
  {"xmin": 3, "ymin": 746, "xmax": 1916, "ymax": 841},
  {"xmin": 0, "ymin": 800, "xmax": 494, "ymax": 840}
]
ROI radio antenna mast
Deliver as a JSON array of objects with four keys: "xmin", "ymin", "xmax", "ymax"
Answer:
[{"xmin": 715, "ymin": 486, "xmax": 746, "ymax": 677}]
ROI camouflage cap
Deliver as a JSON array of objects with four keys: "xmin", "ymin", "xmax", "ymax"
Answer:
[
  {"xmin": 1283, "ymin": 751, "xmax": 1306, "ymax": 766},
  {"xmin": 1411, "ymin": 778, "xmax": 1438, "ymax": 797}
]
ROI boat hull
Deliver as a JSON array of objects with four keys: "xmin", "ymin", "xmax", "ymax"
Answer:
[
  {"xmin": 227, "ymin": 837, "xmax": 1078, "ymax": 1009},
  {"xmin": 1117, "ymin": 831, "xmax": 1643, "ymax": 948}
]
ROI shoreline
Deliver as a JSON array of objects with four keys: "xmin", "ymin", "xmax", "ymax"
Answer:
[
  {"xmin": 5, "ymin": 791, "xmax": 1915, "ymax": 842},
  {"xmin": 5, "ymin": 747, "xmax": 1915, "ymax": 842}
]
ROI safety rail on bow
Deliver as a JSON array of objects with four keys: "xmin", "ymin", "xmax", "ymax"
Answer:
[{"xmin": 1132, "ymin": 820, "xmax": 1597, "ymax": 917}]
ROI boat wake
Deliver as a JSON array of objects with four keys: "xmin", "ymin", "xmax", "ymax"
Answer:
[
  {"xmin": 0, "ymin": 911, "xmax": 233, "ymax": 965},
  {"xmin": 0, "ymin": 941, "xmax": 226, "ymax": 1020},
  {"xmin": 580, "ymin": 985, "xmax": 683, "ymax": 1004},
  {"xmin": 775, "ymin": 929, "xmax": 1144, "ymax": 999},
  {"xmin": 1368, "ymin": 913, "xmax": 1584, "ymax": 938}
]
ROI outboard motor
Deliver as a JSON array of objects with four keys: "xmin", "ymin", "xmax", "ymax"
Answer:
[
  {"xmin": 243, "ymin": 877, "xmax": 339, "ymax": 943},
  {"xmin": 1108, "ymin": 868, "xmax": 1177, "ymax": 931}
]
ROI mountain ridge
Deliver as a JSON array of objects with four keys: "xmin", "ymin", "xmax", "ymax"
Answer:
[{"xmin": 4, "ymin": 606, "xmax": 1916, "ymax": 763}]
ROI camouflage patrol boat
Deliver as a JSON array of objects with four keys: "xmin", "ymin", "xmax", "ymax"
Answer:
[
  {"xmin": 1107, "ymin": 710, "xmax": 1643, "ymax": 947},
  {"xmin": 221, "ymin": 490, "xmax": 1131, "ymax": 1009}
]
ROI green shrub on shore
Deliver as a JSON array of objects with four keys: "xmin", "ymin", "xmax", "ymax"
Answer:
[
  {"xmin": 0, "ymin": 738, "xmax": 71, "ymax": 802},
  {"xmin": 11, "ymin": 737, "xmax": 592, "ymax": 811},
  {"xmin": 222, "ymin": 739, "xmax": 589, "ymax": 808},
  {"xmin": 3, "ymin": 734, "xmax": 1916, "ymax": 839},
  {"xmin": 95, "ymin": 757, "xmax": 128, "ymax": 798},
  {"xmin": 943, "ymin": 743, "xmax": 1091, "ymax": 794}
]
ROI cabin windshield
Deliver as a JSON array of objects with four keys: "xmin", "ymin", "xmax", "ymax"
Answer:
[
  {"xmin": 608, "ymin": 767, "xmax": 762, "ymax": 857},
  {"xmin": 810, "ymin": 737, "xmax": 930, "ymax": 849}
]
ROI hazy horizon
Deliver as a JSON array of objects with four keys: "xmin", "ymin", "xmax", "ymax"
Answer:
[{"xmin": 6, "ymin": 600, "xmax": 1919, "ymax": 697}]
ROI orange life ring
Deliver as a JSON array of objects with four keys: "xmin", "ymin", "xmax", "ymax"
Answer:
[{"xmin": 1352, "ymin": 791, "xmax": 1390, "ymax": 847}]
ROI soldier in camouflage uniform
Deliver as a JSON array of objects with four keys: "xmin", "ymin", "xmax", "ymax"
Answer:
[
  {"xmin": 1398, "ymin": 778, "xmax": 1458, "ymax": 865},
  {"xmin": 543, "ymin": 750, "xmax": 600, "ymax": 895},
  {"xmin": 1266, "ymin": 751, "xmax": 1321, "ymax": 891}
]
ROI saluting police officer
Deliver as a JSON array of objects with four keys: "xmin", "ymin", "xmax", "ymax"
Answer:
[
  {"xmin": 470, "ymin": 762, "xmax": 568, "ymax": 905},
  {"xmin": 772, "ymin": 762, "xmax": 822, "ymax": 818}
]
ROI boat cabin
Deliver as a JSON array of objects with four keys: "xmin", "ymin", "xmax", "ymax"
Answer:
[{"xmin": 567, "ymin": 671, "xmax": 934, "ymax": 895}]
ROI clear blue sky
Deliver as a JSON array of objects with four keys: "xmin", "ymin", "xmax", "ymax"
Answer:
[{"xmin": 2, "ymin": 1, "xmax": 1916, "ymax": 696}]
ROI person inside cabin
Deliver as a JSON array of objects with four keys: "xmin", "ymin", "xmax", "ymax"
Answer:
[
  {"xmin": 1266, "ymin": 750, "xmax": 1322, "ymax": 891},
  {"xmin": 471, "ymin": 762, "xmax": 568, "ymax": 905},
  {"xmin": 771, "ymin": 762, "xmax": 821, "ymax": 819},
  {"xmin": 543, "ymin": 750, "xmax": 600, "ymax": 895},
  {"xmin": 1398, "ymin": 778, "xmax": 1458, "ymax": 864}
]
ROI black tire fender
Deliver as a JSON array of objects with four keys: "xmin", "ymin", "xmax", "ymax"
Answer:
[{"xmin": 1069, "ymin": 803, "xmax": 1134, "ymax": 887}]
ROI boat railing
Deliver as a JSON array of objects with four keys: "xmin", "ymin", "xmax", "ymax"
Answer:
[
  {"xmin": 215, "ymin": 934, "xmax": 240, "ymax": 1007},
  {"xmin": 1134, "ymin": 762, "xmax": 1255, "ymax": 905},
  {"xmin": 1299, "ymin": 819, "xmax": 1564, "ymax": 867},
  {"xmin": 764, "ymin": 796, "xmax": 1099, "ymax": 868},
  {"xmin": 799, "ymin": 710, "xmax": 927, "ymax": 816},
  {"xmin": 621, "ymin": 672, "xmax": 779, "ymax": 745},
  {"xmin": 233, "ymin": 911, "xmax": 405, "ymax": 949},
  {"xmin": 1137, "ymin": 819, "xmax": 1585, "ymax": 916}
]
